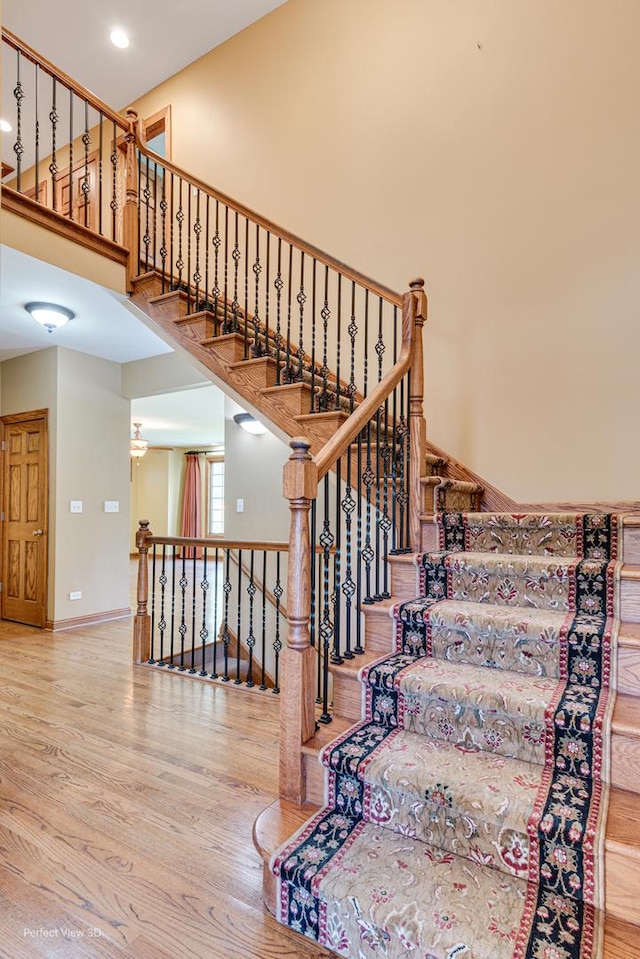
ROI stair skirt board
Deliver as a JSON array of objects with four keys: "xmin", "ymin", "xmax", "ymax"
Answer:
[{"xmin": 271, "ymin": 512, "xmax": 621, "ymax": 959}]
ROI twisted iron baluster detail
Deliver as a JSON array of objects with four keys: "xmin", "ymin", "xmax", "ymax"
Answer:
[
  {"xmin": 296, "ymin": 252, "xmax": 306, "ymax": 382},
  {"xmin": 82, "ymin": 100, "xmax": 91, "ymax": 226},
  {"xmin": 157, "ymin": 546, "xmax": 168, "ymax": 665},
  {"xmin": 13, "ymin": 52, "xmax": 25, "ymax": 188},
  {"xmin": 199, "ymin": 550, "xmax": 209, "ymax": 676},
  {"xmin": 245, "ymin": 552, "xmax": 256, "ymax": 688},
  {"xmin": 272, "ymin": 553, "xmax": 282, "ymax": 694},
  {"xmin": 193, "ymin": 190, "xmax": 202, "ymax": 304},
  {"xmin": 50, "ymin": 80, "xmax": 59, "ymax": 210},
  {"xmin": 231, "ymin": 212, "xmax": 241, "ymax": 332},
  {"xmin": 221, "ymin": 550, "xmax": 232, "ymax": 681},
  {"xmin": 318, "ymin": 266, "xmax": 331, "ymax": 411},
  {"xmin": 348, "ymin": 282, "xmax": 358, "ymax": 412},
  {"xmin": 318, "ymin": 476, "xmax": 335, "ymax": 722},
  {"xmin": 252, "ymin": 224, "xmax": 263, "ymax": 357},
  {"xmin": 274, "ymin": 239, "xmax": 284, "ymax": 383},
  {"xmin": 175, "ymin": 179, "xmax": 184, "ymax": 284},
  {"xmin": 159, "ymin": 169, "xmax": 168, "ymax": 289},
  {"xmin": 212, "ymin": 200, "xmax": 221, "ymax": 321},
  {"xmin": 142, "ymin": 156, "xmax": 152, "ymax": 264},
  {"xmin": 149, "ymin": 545, "xmax": 158, "ymax": 663},
  {"xmin": 340, "ymin": 448, "xmax": 357, "ymax": 659}
]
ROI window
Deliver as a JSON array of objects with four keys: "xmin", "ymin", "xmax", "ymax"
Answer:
[{"xmin": 206, "ymin": 456, "xmax": 225, "ymax": 536}]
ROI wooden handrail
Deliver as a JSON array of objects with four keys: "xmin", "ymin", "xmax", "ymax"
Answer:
[
  {"xmin": 133, "ymin": 131, "xmax": 402, "ymax": 307},
  {"xmin": 2, "ymin": 28, "xmax": 128, "ymax": 130},
  {"xmin": 144, "ymin": 535, "xmax": 289, "ymax": 551}
]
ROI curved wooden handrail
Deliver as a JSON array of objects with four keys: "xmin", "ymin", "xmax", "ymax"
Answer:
[
  {"xmin": 133, "ymin": 129, "xmax": 402, "ymax": 307},
  {"xmin": 2, "ymin": 28, "xmax": 128, "ymax": 130}
]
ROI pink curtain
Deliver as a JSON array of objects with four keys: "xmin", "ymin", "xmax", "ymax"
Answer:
[{"xmin": 180, "ymin": 452, "xmax": 202, "ymax": 558}]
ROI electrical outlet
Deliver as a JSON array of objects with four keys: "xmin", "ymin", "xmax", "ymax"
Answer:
[
  {"xmin": 104, "ymin": 501, "xmax": 119, "ymax": 513},
  {"xmin": 236, "ymin": 498, "xmax": 244, "ymax": 513},
  {"xmin": 70, "ymin": 500, "xmax": 83, "ymax": 513},
  {"xmin": 69, "ymin": 591, "xmax": 82, "ymax": 601}
]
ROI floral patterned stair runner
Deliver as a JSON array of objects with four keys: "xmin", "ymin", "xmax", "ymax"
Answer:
[{"xmin": 271, "ymin": 513, "xmax": 620, "ymax": 959}]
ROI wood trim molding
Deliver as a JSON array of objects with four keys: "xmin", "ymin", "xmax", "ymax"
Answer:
[
  {"xmin": 1, "ymin": 188, "xmax": 129, "ymax": 266},
  {"xmin": 46, "ymin": 608, "xmax": 131, "ymax": 632},
  {"xmin": 142, "ymin": 105, "xmax": 172, "ymax": 160}
]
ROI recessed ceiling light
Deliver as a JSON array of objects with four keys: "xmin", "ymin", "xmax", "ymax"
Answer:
[
  {"xmin": 110, "ymin": 27, "xmax": 130, "ymax": 49},
  {"xmin": 0, "ymin": 119, "xmax": 12, "ymax": 133}
]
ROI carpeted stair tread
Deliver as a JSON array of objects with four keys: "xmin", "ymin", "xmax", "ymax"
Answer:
[
  {"xmin": 321, "ymin": 720, "xmax": 545, "ymax": 878},
  {"xmin": 420, "ymin": 550, "xmax": 618, "ymax": 613},
  {"xmin": 438, "ymin": 511, "xmax": 620, "ymax": 559},
  {"xmin": 273, "ymin": 813, "xmax": 581, "ymax": 959},
  {"xmin": 395, "ymin": 598, "xmax": 573, "ymax": 676}
]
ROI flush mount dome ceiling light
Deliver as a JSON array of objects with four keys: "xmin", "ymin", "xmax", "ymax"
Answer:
[
  {"xmin": 25, "ymin": 301, "xmax": 74, "ymax": 333},
  {"xmin": 110, "ymin": 27, "xmax": 130, "ymax": 49},
  {"xmin": 233, "ymin": 412, "xmax": 267, "ymax": 435}
]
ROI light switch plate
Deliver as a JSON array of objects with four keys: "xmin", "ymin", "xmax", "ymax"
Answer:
[
  {"xmin": 104, "ymin": 501, "xmax": 119, "ymax": 513},
  {"xmin": 70, "ymin": 500, "xmax": 83, "ymax": 513}
]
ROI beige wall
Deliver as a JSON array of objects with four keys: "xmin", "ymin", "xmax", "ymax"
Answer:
[
  {"xmin": 129, "ymin": 0, "xmax": 640, "ymax": 503},
  {"xmin": 1, "ymin": 347, "xmax": 130, "ymax": 623},
  {"xmin": 224, "ymin": 397, "xmax": 290, "ymax": 541}
]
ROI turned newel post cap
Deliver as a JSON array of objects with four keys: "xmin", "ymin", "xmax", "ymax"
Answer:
[
  {"xmin": 409, "ymin": 277, "xmax": 425, "ymax": 290},
  {"xmin": 136, "ymin": 519, "xmax": 152, "ymax": 548},
  {"xmin": 126, "ymin": 108, "xmax": 139, "ymax": 121},
  {"xmin": 283, "ymin": 437, "xmax": 318, "ymax": 501}
]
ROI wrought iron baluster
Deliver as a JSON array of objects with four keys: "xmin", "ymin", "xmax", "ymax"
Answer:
[
  {"xmin": 142, "ymin": 154, "xmax": 151, "ymax": 266},
  {"xmin": 341, "ymin": 446, "xmax": 356, "ymax": 659},
  {"xmin": 176, "ymin": 551, "xmax": 188, "ymax": 670},
  {"xmin": 272, "ymin": 552, "xmax": 282, "ymax": 694},
  {"xmin": 331, "ymin": 459, "xmax": 343, "ymax": 664},
  {"xmin": 193, "ymin": 188, "xmax": 202, "ymax": 309},
  {"xmin": 231, "ymin": 210, "xmax": 240, "ymax": 333},
  {"xmin": 211, "ymin": 547, "xmax": 221, "ymax": 678},
  {"xmin": 379, "ymin": 398, "xmax": 392, "ymax": 598},
  {"xmin": 169, "ymin": 173, "xmax": 175, "ymax": 291},
  {"xmin": 221, "ymin": 549, "xmax": 232, "ymax": 681},
  {"xmin": 68, "ymin": 87, "xmax": 73, "ymax": 220},
  {"xmin": 274, "ymin": 238, "xmax": 283, "ymax": 383},
  {"xmin": 259, "ymin": 551, "xmax": 267, "ymax": 690},
  {"xmin": 34, "ymin": 64, "xmax": 40, "ymax": 202},
  {"xmin": 310, "ymin": 499, "xmax": 321, "ymax": 703},
  {"xmin": 235, "ymin": 548, "xmax": 243, "ymax": 684},
  {"xmin": 373, "ymin": 407, "xmax": 383, "ymax": 601},
  {"xmin": 157, "ymin": 545, "xmax": 168, "ymax": 665},
  {"xmin": 212, "ymin": 200, "xmax": 221, "ymax": 320},
  {"xmin": 176, "ymin": 177, "xmax": 184, "ymax": 289},
  {"xmin": 98, "ymin": 111, "xmax": 104, "ymax": 235},
  {"xmin": 50, "ymin": 78, "xmax": 59, "ymax": 212},
  {"xmin": 252, "ymin": 224, "xmax": 262, "ymax": 357},
  {"xmin": 223, "ymin": 205, "xmax": 229, "ymax": 331},
  {"xmin": 82, "ymin": 99, "xmax": 90, "ymax": 228},
  {"xmin": 362, "ymin": 421, "xmax": 375, "ymax": 604},
  {"xmin": 110, "ymin": 120, "xmax": 118, "ymax": 240},
  {"xmin": 168, "ymin": 549, "xmax": 178, "ymax": 666},
  {"xmin": 152, "ymin": 161, "xmax": 158, "ymax": 270},
  {"xmin": 149, "ymin": 544, "xmax": 158, "ymax": 663},
  {"xmin": 310, "ymin": 259, "xmax": 317, "ymax": 410},
  {"xmin": 243, "ymin": 217, "xmax": 249, "ymax": 358},
  {"xmin": 264, "ymin": 230, "xmax": 271, "ymax": 356},
  {"xmin": 296, "ymin": 252, "xmax": 306, "ymax": 383},
  {"xmin": 348, "ymin": 282, "xmax": 357, "ymax": 412},
  {"xmin": 334, "ymin": 273, "xmax": 342, "ymax": 411},
  {"xmin": 353, "ymin": 433, "xmax": 365, "ymax": 654},
  {"xmin": 13, "ymin": 50, "xmax": 24, "ymax": 191},
  {"xmin": 199, "ymin": 548, "xmax": 209, "ymax": 676},
  {"xmin": 319, "ymin": 266, "xmax": 330, "ymax": 410},
  {"xmin": 159, "ymin": 164, "xmax": 168, "ymax": 290},
  {"xmin": 186, "ymin": 181, "xmax": 192, "ymax": 310},
  {"xmin": 284, "ymin": 245, "xmax": 293, "ymax": 381},
  {"xmin": 204, "ymin": 195, "xmax": 210, "ymax": 311},
  {"xmin": 318, "ymin": 476, "xmax": 334, "ymax": 723},
  {"xmin": 245, "ymin": 550, "xmax": 256, "ymax": 688},
  {"xmin": 189, "ymin": 549, "xmax": 197, "ymax": 672}
]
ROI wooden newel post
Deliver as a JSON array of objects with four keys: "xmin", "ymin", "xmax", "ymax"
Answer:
[
  {"xmin": 133, "ymin": 519, "xmax": 152, "ymax": 664},
  {"xmin": 280, "ymin": 437, "xmax": 318, "ymax": 803},
  {"xmin": 406, "ymin": 277, "xmax": 428, "ymax": 551},
  {"xmin": 123, "ymin": 109, "xmax": 139, "ymax": 291}
]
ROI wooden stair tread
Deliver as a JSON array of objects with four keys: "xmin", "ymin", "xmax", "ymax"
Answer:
[
  {"xmin": 301, "ymin": 714, "xmax": 353, "ymax": 755},
  {"xmin": 619, "ymin": 622, "xmax": 640, "ymax": 646},
  {"xmin": 607, "ymin": 787, "xmax": 640, "ymax": 857},
  {"xmin": 252, "ymin": 798, "xmax": 320, "ymax": 862},
  {"xmin": 612, "ymin": 693, "xmax": 640, "ymax": 736},
  {"xmin": 604, "ymin": 916, "xmax": 640, "ymax": 958},
  {"xmin": 329, "ymin": 648, "xmax": 385, "ymax": 676}
]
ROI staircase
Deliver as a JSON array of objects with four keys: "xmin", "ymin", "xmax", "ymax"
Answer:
[{"xmin": 1, "ymin": 27, "xmax": 638, "ymax": 950}]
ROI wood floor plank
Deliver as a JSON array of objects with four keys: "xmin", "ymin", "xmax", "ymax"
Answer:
[{"xmin": 0, "ymin": 614, "xmax": 329, "ymax": 958}]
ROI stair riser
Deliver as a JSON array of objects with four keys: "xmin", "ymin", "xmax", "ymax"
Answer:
[
  {"xmin": 611, "ymin": 735, "xmax": 640, "ymax": 794},
  {"xmin": 303, "ymin": 753, "xmax": 325, "ymax": 805},
  {"xmin": 624, "ymin": 528, "xmax": 640, "ymax": 564},
  {"xmin": 605, "ymin": 848, "xmax": 640, "ymax": 925},
  {"xmin": 621, "ymin": 578, "xmax": 640, "ymax": 623},
  {"xmin": 618, "ymin": 648, "xmax": 640, "ymax": 697}
]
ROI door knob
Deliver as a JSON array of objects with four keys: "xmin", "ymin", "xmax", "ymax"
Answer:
[{"xmin": 32, "ymin": 529, "xmax": 44, "ymax": 536}]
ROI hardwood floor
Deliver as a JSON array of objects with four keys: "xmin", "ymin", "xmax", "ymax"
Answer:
[{"xmin": 0, "ymin": 613, "xmax": 329, "ymax": 958}]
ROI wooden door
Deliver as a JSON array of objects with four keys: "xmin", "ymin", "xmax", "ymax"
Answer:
[
  {"xmin": 54, "ymin": 151, "xmax": 98, "ymax": 231},
  {"xmin": 1, "ymin": 411, "xmax": 49, "ymax": 628}
]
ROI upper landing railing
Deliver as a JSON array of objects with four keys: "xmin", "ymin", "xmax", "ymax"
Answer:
[{"xmin": 2, "ymin": 28, "xmax": 429, "ymax": 805}]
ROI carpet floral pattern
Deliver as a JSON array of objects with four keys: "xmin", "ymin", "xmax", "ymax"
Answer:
[{"xmin": 271, "ymin": 513, "xmax": 620, "ymax": 959}]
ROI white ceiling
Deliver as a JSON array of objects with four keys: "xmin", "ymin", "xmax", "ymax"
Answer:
[
  {"xmin": 2, "ymin": 0, "xmax": 287, "ymax": 111},
  {"xmin": 0, "ymin": 0, "xmax": 285, "ymax": 445}
]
